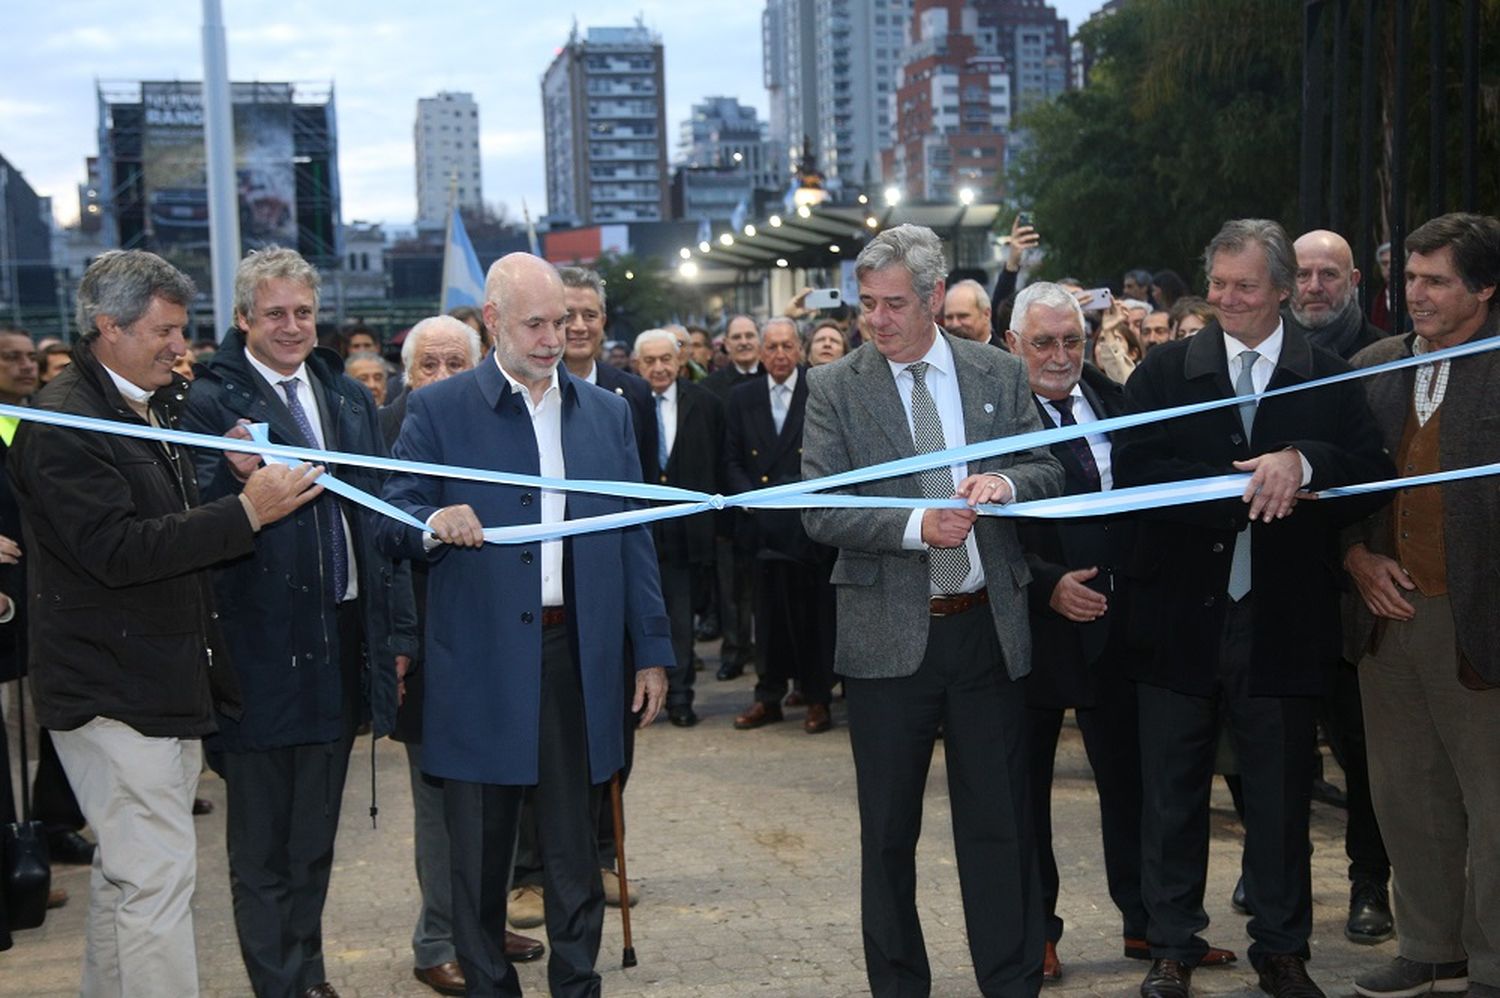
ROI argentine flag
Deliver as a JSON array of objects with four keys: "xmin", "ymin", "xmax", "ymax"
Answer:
[{"xmin": 441, "ymin": 207, "xmax": 485, "ymax": 311}]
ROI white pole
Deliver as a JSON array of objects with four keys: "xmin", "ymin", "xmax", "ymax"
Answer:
[{"xmin": 201, "ymin": 0, "xmax": 240, "ymax": 340}]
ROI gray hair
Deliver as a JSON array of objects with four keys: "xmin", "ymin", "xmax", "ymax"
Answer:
[
  {"xmin": 632, "ymin": 328, "xmax": 679, "ymax": 357},
  {"xmin": 1010, "ymin": 282, "xmax": 1086, "ymax": 338},
  {"xmin": 761, "ymin": 316, "xmax": 799, "ymax": 340},
  {"xmin": 855, "ymin": 224, "xmax": 948, "ymax": 304},
  {"xmin": 234, "ymin": 245, "xmax": 320, "ymax": 321},
  {"xmin": 76, "ymin": 250, "xmax": 197, "ymax": 342},
  {"xmin": 1118, "ymin": 297, "xmax": 1154, "ymax": 314},
  {"xmin": 1204, "ymin": 219, "xmax": 1297, "ymax": 295},
  {"xmin": 557, "ymin": 265, "xmax": 607, "ymax": 311},
  {"xmin": 947, "ymin": 278, "xmax": 991, "ymax": 311},
  {"xmin": 401, "ymin": 315, "xmax": 482, "ymax": 377}
]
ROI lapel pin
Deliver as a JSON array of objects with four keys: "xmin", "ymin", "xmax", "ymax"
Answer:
[{"xmin": 983, "ymin": 403, "xmax": 995, "ymax": 413}]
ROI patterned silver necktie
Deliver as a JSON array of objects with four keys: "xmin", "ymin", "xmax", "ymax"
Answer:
[{"xmin": 907, "ymin": 362, "xmax": 970, "ymax": 593}]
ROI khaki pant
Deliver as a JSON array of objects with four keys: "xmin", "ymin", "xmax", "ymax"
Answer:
[
  {"xmin": 1361, "ymin": 592, "xmax": 1500, "ymax": 988},
  {"xmin": 52, "ymin": 717, "xmax": 202, "ymax": 998}
]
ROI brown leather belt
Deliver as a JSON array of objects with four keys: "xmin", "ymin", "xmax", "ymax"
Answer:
[
  {"xmin": 929, "ymin": 587, "xmax": 988, "ymax": 617},
  {"xmin": 541, "ymin": 606, "xmax": 567, "ymax": 628}
]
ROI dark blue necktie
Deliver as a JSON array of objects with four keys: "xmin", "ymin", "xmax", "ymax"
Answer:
[
  {"xmin": 279, "ymin": 378, "xmax": 349, "ymax": 602},
  {"xmin": 1050, "ymin": 396, "xmax": 1101, "ymax": 489}
]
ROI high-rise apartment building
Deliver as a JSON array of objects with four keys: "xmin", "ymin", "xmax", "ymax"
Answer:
[
  {"xmin": 542, "ymin": 24, "xmax": 670, "ymax": 226},
  {"xmin": 677, "ymin": 96, "xmax": 774, "ymax": 190},
  {"xmin": 763, "ymin": 0, "xmax": 911, "ymax": 194},
  {"xmin": 414, "ymin": 91, "xmax": 482, "ymax": 230},
  {"xmin": 973, "ymin": 0, "xmax": 1070, "ymax": 117},
  {"xmin": 884, "ymin": 0, "xmax": 1011, "ymax": 201}
]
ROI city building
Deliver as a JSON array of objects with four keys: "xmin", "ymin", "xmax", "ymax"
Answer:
[
  {"xmin": 763, "ymin": 0, "xmax": 912, "ymax": 197},
  {"xmin": 92, "ymin": 80, "xmax": 341, "ymax": 302},
  {"xmin": 414, "ymin": 91, "xmax": 482, "ymax": 231},
  {"xmin": 670, "ymin": 165, "xmax": 752, "ymax": 224},
  {"xmin": 338, "ymin": 220, "xmax": 387, "ymax": 303},
  {"xmin": 0, "ymin": 152, "xmax": 60, "ymax": 330},
  {"xmin": 542, "ymin": 23, "xmax": 670, "ymax": 226},
  {"xmin": 884, "ymin": 0, "xmax": 1011, "ymax": 202},
  {"xmin": 677, "ymin": 96, "xmax": 775, "ymax": 191},
  {"xmin": 973, "ymin": 0, "xmax": 1070, "ymax": 117}
]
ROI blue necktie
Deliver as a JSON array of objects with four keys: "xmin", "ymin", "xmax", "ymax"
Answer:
[
  {"xmin": 279, "ymin": 378, "xmax": 349, "ymax": 602},
  {"xmin": 655, "ymin": 393, "xmax": 670, "ymax": 472},
  {"xmin": 1227, "ymin": 350, "xmax": 1260, "ymax": 601},
  {"xmin": 771, "ymin": 383, "xmax": 789, "ymax": 435}
]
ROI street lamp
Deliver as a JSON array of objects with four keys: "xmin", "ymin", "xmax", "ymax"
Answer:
[
  {"xmin": 883, "ymin": 186, "xmax": 902, "ymax": 207},
  {"xmin": 958, "ymin": 187, "xmax": 975, "ymax": 206}
]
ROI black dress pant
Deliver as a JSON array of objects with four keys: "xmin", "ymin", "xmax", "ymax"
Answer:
[
  {"xmin": 446, "ymin": 623, "xmax": 604, "ymax": 998},
  {"xmin": 219, "ymin": 600, "xmax": 363, "ymax": 998},
  {"xmin": 1320, "ymin": 659, "xmax": 1390, "ymax": 885},
  {"xmin": 1138, "ymin": 599, "xmax": 1317, "ymax": 968},
  {"xmin": 658, "ymin": 559, "xmax": 696, "ymax": 709},
  {"xmin": 1026, "ymin": 679, "xmax": 1146, "ymax": 943},
  {"xmin": 752, "ymin": 558, "xmax": 833, "ymax": 707},
  {"xmin": 845, "ymin": 606, "xmax": 1043, "ymax": 998}
]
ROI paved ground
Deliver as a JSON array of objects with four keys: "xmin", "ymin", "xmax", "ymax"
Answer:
[{"xmin": 4, "ymin": 654, "xmax": 1392, "ymax": 997}]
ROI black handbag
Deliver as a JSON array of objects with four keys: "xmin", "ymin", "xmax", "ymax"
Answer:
[{"xmin": 3, "ymin": 676, "xmax": 52, "ymax": 931}]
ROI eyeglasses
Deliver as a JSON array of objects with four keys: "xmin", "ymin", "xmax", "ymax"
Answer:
[{"xmin": 1021, "ymin": 335, "xmax": 1084, "ymax": 353}]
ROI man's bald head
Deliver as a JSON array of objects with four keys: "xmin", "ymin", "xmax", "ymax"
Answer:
[
  {"xmin": 1291, "ymin": 229, "xmax": 1361, "ymax": 329},
  {"xmin": 482, "ymin": 253, "xmax": 568, "ymax": 392}
]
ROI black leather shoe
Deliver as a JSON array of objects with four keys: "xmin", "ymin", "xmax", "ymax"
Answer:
[
  {"xmin": 1231, "ymin": 875, "xmax": 1251, "ymax": 915},
  {"xmin": 715, "ymin": 661, "xmax": 744, "ymax": 681},
  {"xmin": 1141, "ymin": 959, "xmax": 1192, "ymax": 998},
  {"xmin": 668, "ymin": 706, "xmax": 699, "ymax": 727},
  {"xmin": 47, "ymin": 829, "xmax": 96, "ymax": 866},
  {"xmin": 300, "ymin": 984, "xmax": 340, "ymax": 998},
  {"xmin": 1257, "ymin": 954, "xmax": 1326, "ymax": 998},
  {"xmin": 1345, "ymin": 881, "xmax": 1394, "ymax": 944}
]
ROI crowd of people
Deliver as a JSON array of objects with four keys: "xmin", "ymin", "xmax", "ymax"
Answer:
[{"xmin": 0, "ymin": 207, "xmax": 1494, "ymax": 998}]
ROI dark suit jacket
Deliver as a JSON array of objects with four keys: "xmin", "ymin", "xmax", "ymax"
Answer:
[
  {"xmin": 801, "ymin": 332, "xmax": 1065, "ymax": 680},
  {"xmin": 699, "ymin": 363, "xmax": 761, "ymax": 403},
  {"xmin": 1112, "ymin": 321, "xmax": 1393, "ymax": 698},
  {"xmin": 1342, "ymin": 319, "xmax": 1500, "ymax": 683},
  {"xmin": 1016, "ymin": 364, "xmax": 1139, "ymax": 708},
  {"xmin": 0, "ymin": 437, "xmax": 26, "ymax": 683},
  {"xmin": 592, "ymin": 362, "xmax": 656, "ymax": 484},
  {"xmin": 652, "ymin": 379, "xmax": 722, "ymax": 566},
  {"xmin": 724, "ymin": 368, "xmax": 825, "ymax": 566},
  {"xmin": 376, "ymin": 363, "xmax": 674, "ymax": 785}
]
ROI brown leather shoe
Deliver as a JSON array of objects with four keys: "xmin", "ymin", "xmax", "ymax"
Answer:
[
  {"xmin": 1125, "ymin": 937, "xmax": 1236, "ymax": 967},
  {"xmin": 46, "ymin": 887, "xmax": 68, "ymax": 910},
  {"xmin": 1140, "ymin": 959, "xmax": 1192, "ymax": 998},
  {"xmin": 1042, "ymin": 940, "xmax": 1062, "ymax": 982},
  {"xmin": 734, "ymin": 701, "xmax": 783, "ymax": 729},
  {"xmin": 803, "ymin": 703, "xmax": 832, "ymax": 733},
  {"xmin": 413, "ymin": 961, "xmax": 465, "ymax": 996},
  {"xmin": 505, "ymin": 930, "xmax": 545, "ymax": 962}
]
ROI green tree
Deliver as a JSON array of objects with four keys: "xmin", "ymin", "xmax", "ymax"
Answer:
[
  {"xmin": 591, "ymin": 252, "xmax": 684, "ymax": 337},
  {"xmin": 1009, "ymin": 0, "xmax": 1301, "ymax": 287}
]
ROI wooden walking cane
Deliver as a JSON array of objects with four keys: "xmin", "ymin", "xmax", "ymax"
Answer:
[{"xmin": 609, "ymin": 771, "xmax": 637, "ymax": 967}]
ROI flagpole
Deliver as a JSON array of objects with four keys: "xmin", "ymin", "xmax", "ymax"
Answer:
[{"xmin": 201, "ymin": 0, "xmax": 241, "ymax": 339}]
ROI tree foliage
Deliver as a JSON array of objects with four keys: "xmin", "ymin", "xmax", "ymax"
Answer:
[
  {"xmin": 1009, "ymin": 0, "xmax": 1301, "ymax": 288},
  {"xmin": 593, "ymin": 252, "xmax": 681, "ymax": 343}
]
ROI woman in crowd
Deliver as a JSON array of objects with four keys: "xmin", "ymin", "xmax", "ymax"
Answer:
[{"xmin": 806, "ymin": 321, "xmax": 849, "ymax": 366}]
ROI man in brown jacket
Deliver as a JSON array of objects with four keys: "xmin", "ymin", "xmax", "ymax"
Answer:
[{"xmin": 1342, "ymin": 213, "xmax": 1500, "ymax": 998}]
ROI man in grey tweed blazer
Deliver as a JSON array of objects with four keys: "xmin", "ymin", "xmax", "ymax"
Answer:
[{"xmin": 802, "ymin": 224, "xmax": 1063, "ymax": 998}]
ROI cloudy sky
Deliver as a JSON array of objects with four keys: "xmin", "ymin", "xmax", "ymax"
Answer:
[{"xmin": 5, "ymin": 0, "xmax": 1100, "ymax": 229}]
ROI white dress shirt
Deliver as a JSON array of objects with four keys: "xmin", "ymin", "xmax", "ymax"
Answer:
[
  {"xmin": 1222, "ymin": 324, "xmax": 1312, "ymax": 486},
  {"xmin": 1038, "ymin": 385, "xmax": 1113, "ymax": 491},
  {"xmin": 654, "ymin": 381, "xmax": 678, "ymax": 459},
  {"xmin": 245, "ymin": 351, "xmax": 358, "ymax": 600},
  {"xmin": 889, "ymin": 330, "xmax": 987, "ymax": 594},
  {"xmin": 496, "ymin": 354, "xmax": 566, "ymax": 606}
]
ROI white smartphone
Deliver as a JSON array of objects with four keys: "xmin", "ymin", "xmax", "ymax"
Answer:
[
  {"xmin": 1079, "ymin": 287, "xmax": 1113, "ymax": 311},
  {"xmin": 804, "ymin": 288, "xmax": 842, "ymax": 309}
]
